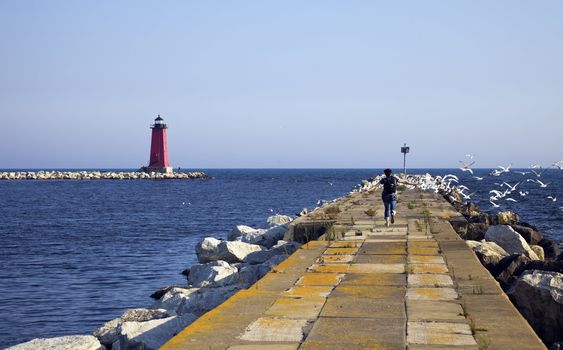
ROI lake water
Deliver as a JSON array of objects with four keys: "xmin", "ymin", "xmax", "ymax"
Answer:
[{"xmin": 0, "ymin": 168, "xmax": 561, "ymax": 348}]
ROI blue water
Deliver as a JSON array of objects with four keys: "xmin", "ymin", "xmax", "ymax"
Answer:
[{"xmin": 0, "ymin": 168, "xmax": 561, "ymax": 348}]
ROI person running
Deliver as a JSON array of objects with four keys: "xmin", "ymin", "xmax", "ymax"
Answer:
[{"xmin": 379, "ymin": 169, "xmax": 414, "ymax": 227}]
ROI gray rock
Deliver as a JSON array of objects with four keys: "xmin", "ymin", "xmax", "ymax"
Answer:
[
  {"xmin": 531, "ymin": 245, "xmax": 545, "ymax": 261},
  {"xmin": 490, "ymin": 211, "xmax": 520, "ymax": 225},
  {"xmin": 188, "ymin": 260, "xmax": 239, "ymax": 287},
  {"xmin": 153, "ymin": 285, "xmax": 241, "ymax": 316},
  {"xmin": 507, "ymin": 270, "xmax": 563, "ymax": 345},
  {"xmin": 93, "ymin": 308, "xmax": 170, "ymax": 346},
  {"xmin": 466, "ymin": 240, "xmax": 509, "ymax": 269},
  {"xmin": 492, "ymin": 254, "xmax": 532, "ymax": 286},
  {"xmin": 152, "ymin": 287, "xmax": 200, "ymax": 314},
  {"xmin": 228, "ymin": 225, "xmax": 288, "ymax": 248},
  {"xmin": 510, "ymin": 224, "xmax": 543, "ymax": 245},
  {"xmin": 463, "ymin": 223, "xmax": 489, "ymax": 241},
  {"xmin": 243, "ymin": 240, "xmax": 300, "ymax": 264},
  {"xmin": 227, "ymin": 225, "xmax": 265, "ymax": 242},
  {"xmin": 195, "ymin": 237, "xmax": 223, "ymax": 263},
  {"xmin": 214, "ymin": 241, "xmax": 265, "ymax": 263},
  {"xmin": 7, "ymin": 335, "xmax": 105, "ymax": 350},
  {"xmin": 485, "ymin": 225, "xmax": 539, "ymax": 260},
  {"xmin": 539, "ymin": 238, "xmax": 562, "ymax": 260},
  {"xmin": 237, "ymin": 264, "xmax": 272, "ymax": 287},
  {"xmin": 266, "ymin": 214, "xmax": 293, "ymax": 227},
  {"xmin": 113, "ymin": 314, "xmax": 196, "ymax": 350}
]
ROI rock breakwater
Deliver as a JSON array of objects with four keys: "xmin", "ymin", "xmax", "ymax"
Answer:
[{"xmin": 0, "ymin": 171, "xmax": 208, "ymax": 180}]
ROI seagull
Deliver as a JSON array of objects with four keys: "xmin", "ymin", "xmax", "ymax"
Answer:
[
  {"xmin": 552, "ymin": 161, "xmax": 563, "ymax": 170},
  {"xmin": 535, "ymin": 179, "xmax": 550, "ymax": 188},
  {"xmin": 328, "ymin": 182, "xmax": 334, "ymax": 186},
  {"xmin": 459, "ymin": 167, "xmax": 474, "ymax": 175},
  {"xmin": 547, "ymin": 196, "xmax": 557, "ymax": 202},
  {"xmin": 502, "ymin": 182, "xmax": 519, "ymax": 192},
  {"xmin": 514, "ymin": 171, "xmax": 529, "ymax": 175},
  {"xmin": 530, "ymin": 164, "xmax": 541, "ymax": 169},
  {"xmin": 519, "ymin": 191, "xmax": 529, "ymax": 197},
  {"xmin": 269, "ymin": 208, "xmax": 274, "ymax": 212},
  {"xmin": 505, "ymin": 198, "xmax": 517, "ymax": 202},
  {"xmin": 497, "ymin": 164, "xmax": 512, "ymax": 173},
  {"xmin": 531, "ymin": 169, "xmax": 543, "ymax": 177},
  {"xmin": 465, "ymin": 154, "xmax": 476, "ymax": 159},
  {"xmin": 490, "ymin": 200, "xmax": 500, "ymax": 208},
  {"xmin": 473, "ymin": 176, "xmax": 484, "ymax": 181},
  {"xmin": 461, "ymin": 191, "xmax": 476, "ymax": 200}
]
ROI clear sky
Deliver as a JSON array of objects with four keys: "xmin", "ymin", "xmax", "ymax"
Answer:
[{"xmin": 1, "ymin": 1, "xmax": 562, "ymax": 169}]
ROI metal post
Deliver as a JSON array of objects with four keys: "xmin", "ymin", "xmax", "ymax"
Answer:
[{"xmin": 400, "ymin": 143, "xmax": 410, "ymax": 176}]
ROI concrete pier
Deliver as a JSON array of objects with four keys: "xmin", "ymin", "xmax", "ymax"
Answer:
[{"xmin": 162, "ymin": 187, "xmax": 546, "ymax": 349}]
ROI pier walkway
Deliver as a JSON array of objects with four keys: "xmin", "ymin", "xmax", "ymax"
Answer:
[{"xmin": 162, "ymin": 188, "xmax": 546, "ymax": 349}]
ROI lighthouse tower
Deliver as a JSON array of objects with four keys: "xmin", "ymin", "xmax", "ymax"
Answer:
[{"xmin": 146, "ymin": 115, "xmax": 172, "ymax": 173}]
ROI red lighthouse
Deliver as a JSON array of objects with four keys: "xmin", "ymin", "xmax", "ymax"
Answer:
[{"xmin": 146, "ymin": 115, "xmax": 172, "ymax": 173}]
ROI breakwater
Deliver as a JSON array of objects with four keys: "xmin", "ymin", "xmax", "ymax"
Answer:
[
  {"xmin": 7, "ymin": 173, "xmax": 561, "ymax": 350},
  {"xmin": 0, "ymin": 171, "xmax": 208, "ymax": 180}
]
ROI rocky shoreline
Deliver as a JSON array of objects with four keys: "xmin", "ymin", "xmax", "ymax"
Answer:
[{"xmin": 0, "ymin": 171, "xmax": 208, "ymax": 180}]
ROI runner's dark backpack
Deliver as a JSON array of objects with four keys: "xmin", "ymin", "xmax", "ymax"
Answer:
[{"xmin": 382, "ymin": 176, "xmax": 397, "ymax": 197}]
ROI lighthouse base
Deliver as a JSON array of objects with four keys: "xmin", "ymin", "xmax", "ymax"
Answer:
[{"xmin": 139, "ymin": 166, "xmax": 173, "ymax": 174}]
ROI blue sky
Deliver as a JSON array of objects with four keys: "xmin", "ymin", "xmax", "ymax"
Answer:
[{"xmin": 1, "ymin": 1, "xmax": 562, "ymax": 168}]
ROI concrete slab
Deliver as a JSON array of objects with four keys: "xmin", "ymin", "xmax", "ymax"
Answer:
[
  {"xmin": 353, "ymin": 254, "xmax": 406, "ymax": 264},
  {"xmin": 295, "ymin": 273, "xmax": 344, "ymax": 286},
  {"xmin": 307, "ymin": 264, "xmax": 350, "ymax": 273},
  {"xmin": 239, "ymin": 317, "xmax": 313, "ymax": 342},
  {"xmin": 329, "ymin": 241, "xmax": 363, "ymax": 248},
  {"xmin": 317, "ymin": 254, "xmax": 354, "ymax": 264},
  {"xmin": 264, "ymin": 297, "xmax": 326, "ymax": 319},
  {"xmin": 321, "ymin": 296, "xmax": 406, "ymax": 318},
  {"xmin": 331, "ymin": 285, "xmax": 406, "ymax": 300},
  {"xmin": 358, "ymin": 242, "xmax": 407, "ymax": 255},
  {"xmin": 406, "ymin": 300, "xmax": 466, "ymax": 323},
  {"xmin": 408, "ymin": 255, "xmax": 445, "ymax": 264},
  {"xmin": 301, "ymin": 317, "xmax": 406, "ymax": 350},
  {"xmin": 339, "ymin": 273, "xmax": 406, "ymax": 287},
  {"xmin": 348, "ymin": 263, "xmax": 405, "ymax": 274},
  {"xmin": 228, "ymin": 344, "xmax": 300, "ymax": 350},
  {"xmin": 406, "ymin": 288, "xmax": 458, "ymax": 301},
  {"xmin": 323, "ymin": 247, "xmax": 359, "ymax": 255},
  {"xmin": 408, "ymin": 247, "xmax": 441, "ymax": 255},
  {"xmin": 281, "ymin": 285, "xmax": 334, "ymax": 298},
  {"xmin": 409, "ymin": 263, "xmax": 449, "ymax": 274},
  {"xmin": 407, "ymin": 321, "xmax": 476, "ymax": 346},
  {"xmin": 408, "ymin": 241, "xmax": 439, "ymax": 248},
  {"xmin": 408, "ymin": 274, "xmax": 454, "ymax": 287}
]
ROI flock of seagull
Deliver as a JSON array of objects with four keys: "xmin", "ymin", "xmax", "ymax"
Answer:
[{"xmin": 455, "ymin": 155, "xmax": 562, "ymax": 211}]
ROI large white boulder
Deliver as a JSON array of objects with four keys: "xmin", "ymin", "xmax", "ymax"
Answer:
[
  {"xmin": 484, "ymin": 225, "xmax": 539, "ymax": 260},
  {"xmin": 93, "ymin": 308, "xmax": 171, "ymax": 347},
  {"xmin": 228, "ymin": 225, "xmax": 266, "ymax": 242},
  {"xmin": 153, "ymin": 285, "xmax": 241, "ymax": 316},
  {"xmin": 228, "ymin": 225, "xmax": 289, "ymax": 248},
  {"xmin": 195, "ymin": 237, "xmax": 223, "ymax": 263},
  {"xmin": 112, "ymin": 314, "xmax": 196, "ymax": 350},
  {"xmin": 466, "ymin": 240, "xmax": 509, "ymax": 268},
  {"xmin": 266, "ymin": 214, "xmax": 293, "ymax": 227},
  {"xmin": 7, "ymin": 335, "xmax": 105, "ymax": 350},
  {"xmin": 507, "ymin": 270, "xmax": 563, "ymax": 345},
  {"xmin": 188, "ymin": 260, "xmax": 239, "ymax": 287},
  {"xmin": 215, "ymin": 241, "xmax": 265, "ymax": 263}
]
